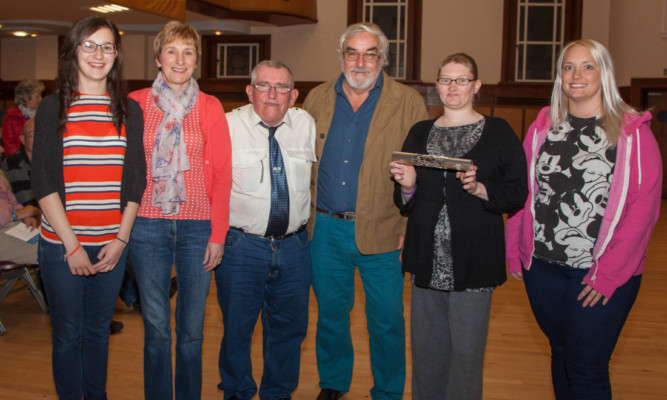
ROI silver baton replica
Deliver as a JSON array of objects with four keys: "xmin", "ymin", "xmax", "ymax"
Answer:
[{"xmin": 392, "ymin": 151, "xmax": 473, "ymax": 171}]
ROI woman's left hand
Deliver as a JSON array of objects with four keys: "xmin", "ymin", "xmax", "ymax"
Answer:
[
  {"xmin": 203, "ymin": 241, "xmax": 224, "ymax": 272},
  {"xmin": 93, "ymin": 238, "xmax": 126, "ymax": 273},
  {"xmin": 577, "ymin": 281, "xmax": 609, "ymax": 307},
  {"xmin": 456, "ymin": 165, "xmax": 488, "ymax": 200}
]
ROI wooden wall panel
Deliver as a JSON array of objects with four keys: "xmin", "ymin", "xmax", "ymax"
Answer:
[
  {"xmin": 106, "ymin": 0, "xmax": 186, "ymax": 21},
  {"xmin": 475, "ymin": 105, "xmax": 492, "ymax": 116},
  {"xmin": 492, "ymin": 106, "xmax": 524, "ymax": 140},
  {"xmin": 523, "ymin": 107, "xmax": 542, "ymax": 140},
  {"xmin": 190, "ymin": 0, "xmax": 317, "ymax": 25},
  {"xmin": 207, "ymin": 0, "xmax": 317, "ymax": 19}
]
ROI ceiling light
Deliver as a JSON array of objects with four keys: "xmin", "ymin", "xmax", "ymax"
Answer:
[
  {"xmin": 30, "ymin": 33, "xmax": 38, "ymax": 37},
  {"xmin": 90, "ymin": 4, "xmax": 129, "ymax": 14},
  {"xmin": 13, "ymin": 31, "xmax": 30, "ymax": 37},
  {"xmin": 215, "ymin": 31, "xmax": 222, "ymax": 35}
]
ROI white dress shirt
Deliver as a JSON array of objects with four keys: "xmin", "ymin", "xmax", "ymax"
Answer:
[{"xmin": 227, "ymin": 103, "xmax": 316, "ymax": 236}]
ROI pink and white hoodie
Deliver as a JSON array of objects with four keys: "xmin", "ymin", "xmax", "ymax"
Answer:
[{"xmin": 505, "ymin": 106, "xmax": 662, "ymax": 298}]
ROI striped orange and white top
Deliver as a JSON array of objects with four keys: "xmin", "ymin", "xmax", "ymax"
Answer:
[{"xmin": 40, "ymin": 94, "xmax": 127, "ymax": 245}]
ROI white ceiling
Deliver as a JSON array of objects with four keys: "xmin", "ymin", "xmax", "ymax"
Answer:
[{"xmin": 0, "ymin": 0, "xmax": 265, "ymax": 37}]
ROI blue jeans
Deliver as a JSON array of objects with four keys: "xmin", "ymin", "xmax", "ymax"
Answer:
[
  {"xmin": 39, "ymin": 239, "xmax": 127, "ymax": 400},
  {"xmin": 129, "ymin": 217, "xmax": 212, "ymax": 400},
  {"xmin": 524, "ymin": 257, "xmax": 641, "ymax": 400},
  {"xmin": 215, "ymin": 228, "xmax": 312, "ymax": 400},
  {"xmin": 310, "ymin": 213, "xmax": 405, "ymax": 400}
]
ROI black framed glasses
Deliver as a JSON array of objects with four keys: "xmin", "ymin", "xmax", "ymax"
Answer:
[
  {"xmin": 436, "ymin": 77, "xmax": 476, "ymax": 86},
  {"xmin": 343, "ymin": 51, "xmax": 381, "ymax": 64},
  {"xmin": 79, "ymin": 40, "xmax": 117, "ymax": 54},
  {"xmin": 252, "ymin": 83, "xmax": 293, "ymax": 94}
]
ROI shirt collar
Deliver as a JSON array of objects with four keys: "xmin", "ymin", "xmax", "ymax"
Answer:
[{"xmin": 246, "ymin": 103, "xmax": 293, "ymax": 132}]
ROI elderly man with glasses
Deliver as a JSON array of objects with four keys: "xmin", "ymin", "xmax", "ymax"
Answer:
[
  {"xmin": 214, "ymin": 60, "xmax": 316, "ymax": 400},
  {"xmin": 303, "ymin": 22, "xmax": 428, "ymax": 400}
]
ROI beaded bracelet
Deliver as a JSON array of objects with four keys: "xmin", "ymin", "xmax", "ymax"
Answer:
[{"xmin": 400, "ymin": 183, "xmax": 417, "ymax": 196}]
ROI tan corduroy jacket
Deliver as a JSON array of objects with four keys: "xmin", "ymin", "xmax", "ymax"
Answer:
[{"xmin": 303, "ymin": 72, "xmax": 428, "ymax": 254}]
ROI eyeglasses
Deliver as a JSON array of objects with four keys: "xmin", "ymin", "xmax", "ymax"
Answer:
[
  {"xmin": 252, "ymin": 83, "xmax": 293, "ymax": 94},
  {"xmin": 79, "ymin": 40, "xmax": 117, "ymax": 54},
  {"xmin": 343, "ymin": 51, "xmax": 381, "ymax": 64},
  {"xmin": 436, "ymin": 77, "xmax": 476, "ymax": 86}
]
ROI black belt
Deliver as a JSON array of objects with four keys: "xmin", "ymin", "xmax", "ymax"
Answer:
[
  {"xmin": 316, "ymin": 207, "xmax": 356, "ymax": 221},
  {"xmin": 231, "ymin": 225, "xmax": 306, "ymax": 241}
]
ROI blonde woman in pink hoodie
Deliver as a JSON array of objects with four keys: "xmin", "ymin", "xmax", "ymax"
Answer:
[{"xmin": 505, "ymin": 39, "xmax": 662, "ymax": 399}]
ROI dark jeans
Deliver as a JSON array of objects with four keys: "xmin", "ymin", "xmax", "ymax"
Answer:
[
  {"xmin": 215, "ymin": 228, "xmax": 312, "ymax": 400},
  {"xmin": 129, "ymin": 217, "xmax": 212, "ymax": 400},
  {"xmin": 524, "ymin": 257, "xmax": 641, "ymax": 400},
  {"xmin": 39, "ymin": 239, "xmax": 127, "ymax": 400}
]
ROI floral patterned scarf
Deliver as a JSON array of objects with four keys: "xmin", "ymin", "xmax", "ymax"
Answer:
[{"xmin": 150, "ymin": 72, "xmax": 198, "ymax": 216}]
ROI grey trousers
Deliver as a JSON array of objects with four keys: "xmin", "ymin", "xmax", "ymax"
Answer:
[
  {"xmin": 410, "ymin": 282, "xmax": 493, "ymax": 400},
  {"xmin": 0, "ymin": 221, "xmax": 38, "ymax": 265}
]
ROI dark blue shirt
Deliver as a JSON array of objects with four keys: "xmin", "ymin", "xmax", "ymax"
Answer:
[{"xmin": 316, "ymin": 73, "xmax": 383, "ymax": 212}]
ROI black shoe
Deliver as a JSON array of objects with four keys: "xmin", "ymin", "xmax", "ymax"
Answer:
[
  {"xmin": 316, "ymin": 389, "xmax": 342, "ymax": 400},
  {"xmin": 109, "ymin": 320, "xmax": 124, "ymax": 335}
]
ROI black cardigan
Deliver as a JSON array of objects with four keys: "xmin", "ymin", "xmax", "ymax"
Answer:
[
  {"xmin": 31, "ymin": 94, "xmax": 147, "ymax": 212},
  {"xmin": 395, "ymin": 116, "xmax": 528, "ymax": 290}
]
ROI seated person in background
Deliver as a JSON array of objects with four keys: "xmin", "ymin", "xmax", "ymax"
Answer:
[
  {"xmin": 0, "ymin": 170, "xmax": 39, "ymax": 265},
  {"xmin": 2, "ymin": 118, "xmax": 37, "ymax": 207},
  {"xmin": 2, "ymin": 79, "xmax": 44, "ymax": 157}
]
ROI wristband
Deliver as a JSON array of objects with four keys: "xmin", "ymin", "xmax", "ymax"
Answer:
[
  {"xmin": 64, "ymin": 243, "xmax": 81, "ymax": 262},
  {"xmin": 10, "ymin": 209, "xmax": 17, "ymax": 221},
  {"xmin": 115, "ymin": 236, "xmax": 128, "ymax": 246},
  {"xmin": 400, "ymin": 183, "xmax": 417, "ymax": 196}
]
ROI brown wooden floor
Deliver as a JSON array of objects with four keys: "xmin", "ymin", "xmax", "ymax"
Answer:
[{"xmin": 2, "ymin": 201, "xmax": 667, "ymax": 399}]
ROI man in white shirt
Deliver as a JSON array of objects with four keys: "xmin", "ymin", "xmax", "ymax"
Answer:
[{"xmin": 214, "ymin": 60, "xmax": 316, "ymax": 400}]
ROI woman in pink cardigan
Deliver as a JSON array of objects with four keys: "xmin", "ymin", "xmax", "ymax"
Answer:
[
  {"xmin": 127, "ymin": 21, "xmax": 231, "ymax": 400},
  {"xmin": 505, "ymin": 39, "xmax": 662, "ymax": 399}
]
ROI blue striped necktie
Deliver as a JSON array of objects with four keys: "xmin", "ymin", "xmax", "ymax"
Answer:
[{"xmin": 260, "ymin": 121, "xmax": 290, "ymax": 237}]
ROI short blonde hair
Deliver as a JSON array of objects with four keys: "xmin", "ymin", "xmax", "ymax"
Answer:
[
  {"xmin": 154, "ymin": 21, "xmax": 201, "ymax": 62},
  {"xmin": 14, "ymin": 79, "xmax": 45, "ymax": 106}
]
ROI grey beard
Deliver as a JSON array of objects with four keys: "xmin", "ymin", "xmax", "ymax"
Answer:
[{"xmin": 343, "ymin": 69, "xmax": 380, "ymax": 90}]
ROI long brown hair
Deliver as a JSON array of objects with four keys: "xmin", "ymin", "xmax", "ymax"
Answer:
[{"xmin": 57, "ymin": 15, "xmax": 127, "ymax": 136}]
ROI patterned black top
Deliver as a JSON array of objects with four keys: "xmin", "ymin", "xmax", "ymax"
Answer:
[
  {"xmin": 426, "ymin": 118, "xmax": 488, "ymax": 290},
  {"xmin": 533, "ymin": 114, "xmax": 617, "ymax": 269}
]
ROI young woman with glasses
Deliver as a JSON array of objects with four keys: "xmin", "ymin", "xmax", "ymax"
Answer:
[
  {"xmin": 31, "ymin": 15, "xmax": 146, "ymax": 399},
  {"xmin": 390, "ymin": 52, "xmax": 528, "ymax": 400}
]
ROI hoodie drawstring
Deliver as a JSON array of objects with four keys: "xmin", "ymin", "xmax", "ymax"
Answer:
[{"xmin": 636, "ymin": 127, "xmax": 642, "ymax": 188}]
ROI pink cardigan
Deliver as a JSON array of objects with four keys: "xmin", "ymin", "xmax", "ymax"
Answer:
[
  {"xmin": 505, "ymin": 107, "xmax": 662, "ymax": 298},
  {"xmin": 129, "ymin": 88, "xmax": 232, "ymax": 244}
]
